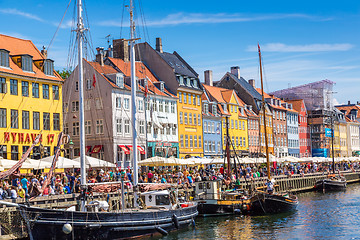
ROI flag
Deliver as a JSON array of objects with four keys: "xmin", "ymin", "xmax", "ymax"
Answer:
[
  {"xmin": 144, "ymin": 85, "xmax": 148, "ymax": 97},
  {"xmin": 258, "ymin": 43, "xmax": 261, "ymax": 53},
  {"xmin": 92, "ymin": 73, "xmax": 96, "ymax": 87}
]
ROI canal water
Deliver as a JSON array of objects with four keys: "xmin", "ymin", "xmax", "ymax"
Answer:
[{"xmin": 151, "ymin": 183, "xmax": 360, "ymax": 240}]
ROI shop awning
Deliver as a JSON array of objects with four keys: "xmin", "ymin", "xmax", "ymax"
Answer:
[
  {"xmin": 127, "ymin": 145, "xmax": 133, "ymax": 151},
  {"xmin": 85, "ymin": 146, "xmax": 92, "ymax": 154},
  {"xmin": 119, "ymin": 145, "xmax": 130, "ymax": 154},
  {"xmin": 91, "ymin": 145, "xmax": 103, "ymax": 154},
  {"xmin": 137, "ymin": 146, "xmax": 145, "ymax": 154}
]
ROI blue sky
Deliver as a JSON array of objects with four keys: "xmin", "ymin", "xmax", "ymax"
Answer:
[{"xmin": 0, "ymin": 0, "xmax": 359, "ymax": 104}]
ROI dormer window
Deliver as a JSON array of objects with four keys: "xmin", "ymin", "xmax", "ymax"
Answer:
[
  {"xmin": 22, "ymin": 55, "xmax": 33, "ymax": 72},
  {"xmin": 0, "ymin": 49, "xmax": 9, "ymax": 68},
  {"xmin": 186, "ymin": 77, "xmax": 190, "ymax": 86},
  {"xmin": 212, "ymin": 105, "xmax": 217, "ymax": 115},
  {"xmin": 160, "ymin": 82, "xmax": 164, "ymax": 92},
  {"xmin": 116, "ymin": 73, "xmax": 124, "ymax": 88},
  {"xmin": 43, "ymin": 59, "xmax": 54, "ymax": 76},
  {"xmin": 203, "ymin": 103, "xmax": 209, "ymax": 114},
  {"xmin": 223, "ymin": 103, "xmax": 227, "ymax": 113}
]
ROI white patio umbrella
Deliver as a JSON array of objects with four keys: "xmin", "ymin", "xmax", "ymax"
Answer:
[
  {"xmin": 0, "ymin": 158, "xmax": 34, "ymax": 169},
  {"xmin": 25, "ymin": 158, "xmax": 52, "ymax": 169},
  {"xmin": 41, "ymin": 155, "xmax": 81, "ymax": 168},
  {"xmin": 73, "ymin": 156, "xmax": 116, "ymax": 168}
]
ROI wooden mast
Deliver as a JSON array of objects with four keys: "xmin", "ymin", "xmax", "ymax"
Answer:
[{"xmin": 258, "ymin": 44, "xmax": 271, "ymax": 180}]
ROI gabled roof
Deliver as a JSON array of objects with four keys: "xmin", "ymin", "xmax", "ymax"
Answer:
[
  {"xmin": 203, "ymin": 84, "xmax": 241, "ymax": 105},
  {"xmin": 105, "ymin": 57, "xmax": 175, "ymax": 98},
  {"xmin": 286, "ymin": 99, "xmax": 305, "ymax": 113},
  {"xmin": 0, "ymin": 34, "xmax": 62, "ymax": 82},
  {"xmin": 156, "ymin": 51, "xmax": 198, "ymax": 78},
  {"xmin": 336, "ymin": 105, "xmax": 360, "ymax": 119},
  {"xmin": 227, "ymin": 73, "xmax": 262, "ymax": 100}
]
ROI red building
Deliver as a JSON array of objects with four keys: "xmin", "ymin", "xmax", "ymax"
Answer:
[{"xmin": 287, "ymin": 99, "xmax": 311, "ymax": 157}]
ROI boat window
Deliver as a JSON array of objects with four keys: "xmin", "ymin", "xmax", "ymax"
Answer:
[
  {"xmin": 207, "ymin": 182, "xmax": 211, "ymax": 189},
  {"xmin": 198, "ymin": 183, "xmax": 203, "ymax": 190},
  {"xmin": 156, "ymin": 195, "xmax": 170, "ymax": 205},
  {"xmin": 148, "ymin": 195, "xmax": 153, "ymax": 202}
]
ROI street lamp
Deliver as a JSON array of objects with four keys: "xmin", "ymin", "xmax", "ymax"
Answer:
[{"xmin": 69, "ymin": 140, "xmax": 74, "ymax": 159}]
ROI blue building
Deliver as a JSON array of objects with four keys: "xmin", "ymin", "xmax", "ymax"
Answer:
[{"xmin": 202, "ymin": 71, "xmax": 223, "ymax": 158}]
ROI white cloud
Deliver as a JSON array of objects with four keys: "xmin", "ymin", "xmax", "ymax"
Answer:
[
  {"xmin": 0, "ymin": 8, "xmax": 44, "ymax": 22},
  {"xmin": 98, "ymin": 12, "xmax": 330, "ymax": 27},
  {"xmin": 247, "ymin": 43, "xmax": 354, "ymax": 52}
]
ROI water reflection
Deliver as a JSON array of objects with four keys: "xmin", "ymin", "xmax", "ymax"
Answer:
[{"xmin": 152, "ymin": 184, "xmax": 360, "ymax": 240}]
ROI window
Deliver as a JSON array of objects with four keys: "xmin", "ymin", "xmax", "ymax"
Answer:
[
  {"xmin": 242, "ymin": 121, "xmax": 245, "ymax": 130},
  {"xmin": 116, "ymin": 119, "xmax": 122, "ymax": 134},
  {"xmin": 21, "ymin": 81, "xmax": 29, "ymax": 97},
  {"xmin": 190, "ymin": 135, "xmax": 193, "ymax": 148},
  {"xmin": 152, "ymin": 99, "xmax": 157, "ymax": 111},
  {"xmin": 124, "ymin": 119, "xmax": 130, "ymax": 134},
  {"xmin": 171, "ymin": 102, "xmax": 175, "ymax": 113},
  {"xmin": 164, "ymin": 101, "xmax": 169, "ymax": 113},
  {"xmin": 43, "ymin": 84, "xmax": 49, "ymax": 99},
  {"xmin": 159, "ymin": 100, "xmax": 163, "ymax": 112},
  {"xmin": 189, "ymin": 113, "xmax": 193, "ymax": 125},
  {"xmin": 199, "ymin": 135, "xmax": 202, "ymax": 148},
  {"xmin": 33, "ymin": 112, "xmax": 40, "ymax": 130},
  {"xmin": 11, "ymin": 146, "xmax": 18, "ymax": 160},
  {"xmin": 184, "ymin": 93, "xmax": 187, "ymax": 104},
  {"xmin": 180, "ymin": 135, "xmax": 184, "ymax": 148},
  {"xmin": 72, "ymin": 101, "xmax": 79, "ymax": 112},
  {"xmin": 0, "ymin": 109, "xmax": 5, "ymax": 128},
  {"xmin": 204, "ymin": 103, "xmax": 209, "ymax": 114},
  {"xmin": 73, "ymin": 122, "xmax": 80, "ymax": 136},
  {"xmin": 96, "ymin": 119, "xmax": 104, "ymax": 134},
  {"xmin": 194, "ymin": 135, "xmax": 198, "ymax": 148},
  {"xmin": 53, "ymin": 85, "xmax": 59, "ymax": 100},
  {"xmin": 10, "ymin": 79, "xmax": 17, "ymax": 95},
  {"xmin": 172, "ymin": 126, "xmax": 176, "ymax": 135},
  {"xmin": 32, "ymin": 83, "xmax": 39, "ymax": 98},
  {"xmin": 43, "ymin": 112, "xmax": 50, "ymax": 130},
  {"xmin": 124, "ymin": 98, "xmax": 130, "ymax": 110},
  {"xmin": 204, "ymin": 122, "xmax": 207, "ymax": 133},
  {"xmin": 22, "ymin": 111, "xmax": 29, "ymax": 129},
  {"xmin": 116, "ymin": 97, "xmax": 121, "ymax": 108},
  {"xmin": 22, "ymin": 55, "xmax": 33, "ymax": 72},
  {"xmin": 116, "ymin": 74, "xmax": 124, "ymax": 88},
  {"xmin": 139, "ymin": 120, "xmax": 145, "ymax": 134},
  {"xmin": 179, "ymin": 92, "xmax": 182, "ymax": 103},
  {"xmin": 138, "ymin": 99, "xmax": 144, "ymax": 111},
  {"xmin": 0, "ymin": 50, "xmax": 9, "ymax": 67},
  {"xmin": 95, "ymin": 98, "xmax": 103, "ymax": 109},
  {"xmin": 147, "ymin": 123, "xmax": 151, "ymax": 134},
  {"xmin": 179, "ymin": 112, "xmax": 183, "ymax": 124},
  {"xmin": 85, "ymin": 120, "xmax": 91, "ymax": 135},
  {"xmin": 243, "ymin": 137, "xmax": 246, "ymax": 147},
  {"xmin": 212, "ymin": 105, "xmax": 217, "ymax": 115},
  {"xmin": 193, "ymin": 114, "xmax": 197, "ymax": 125},
  {"xmin": 11, "ymin": 109, "xmax": 18, "ymax": 129},
  {"xmin": 185, "ymin": 135, "xmax": 188, "ymax": 148},
  {"xmin": 236, "ymin": 137, "xmax": 239, "ymax": 146},
  {"xmin": 0, "ymin": 145, "xmax": 7, "ymax": 159},
  {"xmin": 188, "ymin": 94, "xmax": 191, "ymax": 104},
  {"xmin": 43, "ymin": 59, "xmax": 54, "ymax": 75},
  {"xmin": 198, "ymin": 114, "xmax": 201, "ymax": 126},
  {"xmin": 231, "ymin": 119, "xmax": 234, "ymax": 129},
  {"xmin": 75, "ymin": 81, "xmax": 79, "ymax": 91},
  {"xmin": 85, "ymin": 99, "xmax": 91, "ymax": 111},
  {"xmin": 53, "ymin": 113, "xmax": 60, "ymax": 131},
  {"xmin": 0, "ymin": 78, "xmax": 5, "ymax": 94},
  {"xmin": 193, "ymin": 94, "xmax": 196, "ymax": 105},
  {"xmin": 235, "ymin": 120, "xmax": 238, "ymax": 129},
  {"xmin": 184, "ymin": 113, "xmax": 188, "ymax": 125},
  {"xmin": 205, "ymin": 141, "xmax": 208, "ymax": 152},
  {"xmin": 86, "ymin": 79, "xmax": 92, "ymax": 90},
  {"xmin": 197, "ymin": 95, "xmax": 200, "ymax": 106}
]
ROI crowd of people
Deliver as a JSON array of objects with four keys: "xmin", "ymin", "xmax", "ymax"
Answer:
[{"xmin": 0, "ymin": 161, "xmax": 359, "ymax": 199}]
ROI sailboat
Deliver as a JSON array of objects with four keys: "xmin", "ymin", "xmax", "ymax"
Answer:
[
  {"xmin": 0, "ymin": 0, "xmax": 197, "ymax": 239},
  {"xmin": 314, "ymin": 112, "xmax": 346, "ymax": 192},
  {"xmin": 248, "ymin": 44, "xmax": 298, "ymax": 215}
]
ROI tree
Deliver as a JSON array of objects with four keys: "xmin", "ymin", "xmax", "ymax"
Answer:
[{"xmin": 56, "ymin": 69, "xmax": 72, "ymax": 80}]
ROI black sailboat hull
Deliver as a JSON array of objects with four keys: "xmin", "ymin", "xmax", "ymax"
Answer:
[
  {"xmin": 22, "ymin": 204, "xmax": 197, "ymax": 240},
  {"xmin": 314, "ymin": 178, "xmax": 347, "ymax": 191},
  {"xmin": 197, "ymin": 201, "xmax": 244, "ymax": 216},
  {"xmin": 249, "ymin": 192, "xmax": 298, "ymax": 215}
]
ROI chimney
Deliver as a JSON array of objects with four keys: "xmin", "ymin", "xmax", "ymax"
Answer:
[
  {"xmin": 204, "ymin": 70, "xmax": 213, "ymax": 86},
  {"xmin": 348, "ymin": 100, "xmax": 351, "ymax": 105},
  {"xmin": 357, "ymin": 101, "xmax": 360, "ymax": 105},
  {"xmin": 230, "ymin": 66, "xmax": 240, "ymax": 78},
  {"xmin": 95, "ymin": 47, "xmax": 104, "ymax": 66},
  {"xmin": 248, "ymin": 79, "xmax": 255, "ymax": 88},
  {"xmin": 41, "ymin": 46, "xmax": 47, "ymax": 59},
  {"xmin": 113, "ymin": 39, "xmax": 129, "ymax": 62},
  {"xmin": 156, "ymin": 37, "xmax": 163, "ymax": 53}
]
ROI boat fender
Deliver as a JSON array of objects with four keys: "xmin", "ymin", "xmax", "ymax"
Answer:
[
  {"xmin": 172, "ymin": 214, "xmax": 180, "ymax": 229},
  {"xmin": 62, "ymin": 223, "xmax": 72, "ymax": 234},
  {"xmin": 155, "ymin": 226, "xmax": 168, "ymax": 236}
]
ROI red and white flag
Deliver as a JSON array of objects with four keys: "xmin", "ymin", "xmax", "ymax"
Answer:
[{"xmin": 92, "ymin": 73, "xmax": 96, "ymax": 87}]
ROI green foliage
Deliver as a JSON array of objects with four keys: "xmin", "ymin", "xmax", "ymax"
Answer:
[{"xmin": 56, "ymin": 69, "xmax": 72, "ymax": 80}]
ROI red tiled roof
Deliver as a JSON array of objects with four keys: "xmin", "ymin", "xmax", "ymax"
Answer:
[
  {"xmin": 336, "ymin": 105, "xmax": 360, "ymax": 119},
  {"xmin": 0, "ymin": 34, "xmax": 62, "ymax": 82}
]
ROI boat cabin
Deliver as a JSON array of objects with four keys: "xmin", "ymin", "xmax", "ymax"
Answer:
[
  {"xmin": 140, "ymin": 190, "xmax": 172, "ymax": 209},
  {"xmin": 195, "ymin": 180, "xmax": 221, "ymax": 200}
]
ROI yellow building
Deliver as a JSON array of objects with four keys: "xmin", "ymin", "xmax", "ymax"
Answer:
[
  {"xmin": 202, "ymin": 84, "xmax": 249, "ymax": 157},
  {"xmin": 177, "ymin": 88, "xmax": 204, "ymax": 158},
  {"xmin": 0, "ymin": 34, "xmax": 63, "ymax": 160},
  {"xmin": 259, "ymin": 105, "xmax": 274, "ymax": 156},
  {"xmin": 333, "ymin": 121, "xmax": 340, "ymax": 157}
]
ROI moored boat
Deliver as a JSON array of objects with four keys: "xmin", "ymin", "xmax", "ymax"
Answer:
[{"xmin": 314, "ymin": 175, "xmax": 346, "ymax": 192}]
